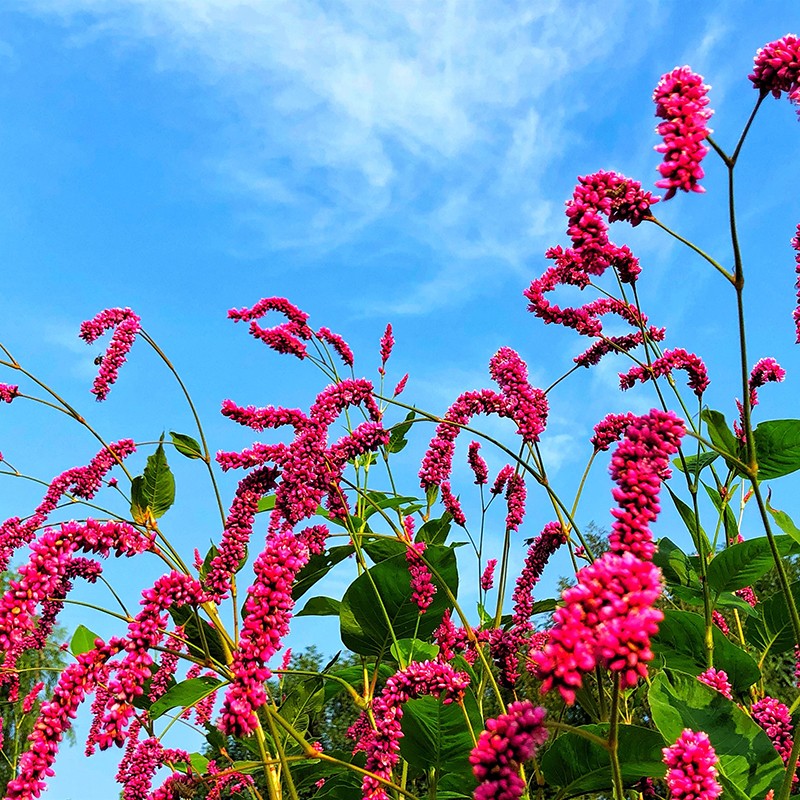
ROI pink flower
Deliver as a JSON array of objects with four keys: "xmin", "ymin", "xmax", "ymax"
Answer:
[
  {"xmin": 792, "ymin": 225, "xmax": 800, "ymax": 341},
  {"xmin": 228, "ymin": 297, "xmax": 312, "ymax": 359},
  {"xmin": 79, "ymin": 307, "xmax": 141, "ymax": 400},
  {"xmin": 317, "ymin": 327, "xmax": 354, "ymax": 368},
  {"xmin": 470, "ymin": 701, "xmax": 548, "ymax": 800},
  {"xmin": 467, "ymin": 441, "xmax": 489, "ymax": 484},
  {"xmin": 697, "ymin": 668, "xmax": 733, "ymax": 700},
  {"xmin": 488, "ymin": 347, "xmax": 548, "ymax": 443},
  {"xmin": 490, "ymin": 465, "xmax": 514, "ymax": 496},
  {"xmin": 619, "ymin": 348, "xmax": 710, "ymax": 398},
  {"xmin": 511, "ymin": 522, "xmax": 566, "ymax": 633},
  {"xmin": 219, "ymin": 526, "xmax": 310, "ymax": 737},
  {"xmin": 362, "ymin": 661, "xmax": 469, "ymax": 800},
  {"xmin": 735, "ymin": 586, "xmax": 758, "ymax": 607},
  {"xmin": 392, "ymin": 374, "xmax": 408, "ymax": 396},
  {"xmin": 220, "ymin": 398, "xmax": 308, "ymax": 432},
  {"xmin": 406, "ymin": 540, "xmax": 437, "ymax": 613},
  {"xmin": 0, "ymin": 384, "xmax": 19, "ymax": 403},
  {"xmin": 20, "ymin": 682, "xmax": 44, "ymax": 714},
  {"xmin": 653, "ymin": 67, "xmax": 713, "ymax": 200},
  {"xmin": 752, "ymin": 696, "xmax": 795, "ymax": 764},
  {"xmin": 663, "ymin": 729, "xmax": 722, "ymax": 800},
  {"xmin": 750, "ymin": 35, "xmax": 800, "ymax": 115},
  {"xmin": 591, "ymin": 412, "xmax": 637, "ymax": 452},
  {"xmin": 480, "ymin": 559, "xmax": 497, "ymax": 591},
  {"xmin": 608, "ymin": 410, "xmax": 685, "ymax": 560},
  {"xmin": 378, "ymin": 324, "xmax": 394, "ymax": 374},
  {"xmin": 532, "ymin": 552, "xmax": 663, "ymax": 703},
  {"xmin": 712, "ymin": 610, "xmax": 730, "ymax": 635}
]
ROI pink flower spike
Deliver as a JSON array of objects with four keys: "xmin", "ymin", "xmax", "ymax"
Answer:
[
  {"xmin": 480, "ymin": 559, "xmax": 497, "ymax": 591},
  {"xmin": 792, "ymin": 225, "xmax": 800, "ymax": 342},
  {"xmin": 317, "ymin": 327, "xmax": 354, "ymax": 368},
  {"xmin": 379, "ymin": 323, "xmax": 394, "ymax": 371},
  {"xmin": 750, "ymin": 35, "xmax": 800, "ymax": 112},
  {"xmin": 663, "ymin": 729, "xmax": 722, "ymax": 800},
  {"xmin": 697, "ymin": 667, "xmax": 733, "ymax": 700},
  {"xmin": 653, "ymin": 67, "xmax": 714, "ymax": 200},
  {"xmin": 467, "ymin": 441, "xmax": 489, "ymax": 484},
  {"xmin": 79, "ymin": 307, "xmax": 141, "ymax": 401},
  {"xmin": 0, "ymin": 384, "xmax": 19, "ymax": 403},
  {"xmin": 228, "ymin": 297, "xmax": 312, "ymax": 359},
  {"xmin": 392, "ymin": 374, "xmax": 408, "ymax": 397}
]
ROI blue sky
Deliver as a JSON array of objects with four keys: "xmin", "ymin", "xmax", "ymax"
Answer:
[{"xmin": 1, "ymin": 1, "xmax": 800, "ymax": 797}]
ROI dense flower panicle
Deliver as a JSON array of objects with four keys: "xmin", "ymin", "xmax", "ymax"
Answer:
[
  {"xmin": 608, "ymin": 410, "xmax": 685, "ymax": 560},
  {"xmin": 220, "ymin": 399, "xmax": 308, "ymax": 432},
  {"xmin": 752, "ymin": 697, "xmax": 795, "ymax": 764},
  {"xmin": 663, "ymin": 729, "xmax": 722, "ymax": 800},
  {"xmin": 511, "ymin": 522, "xmax": 566, "ymax": 632},
  {"xmin": 574, "ymin": 327, "xmax": 665, "ymax": 368},
  {"xmin": 653, "ymin": 67, "xmax": 713, "ymax": 200},
  {"xmin": 228, "ymin": 297, "xmax": 312, "ymax": 359},
  {"xmin": 117, "ymin": 737, "xmax": 166, "ymax": 800},
  {"xmin": 490, "ymin": 464, "xmax": 514, "ymax": 495},
  {"xmin": 298, "ymin": 523, "xmax": 329, "ymax": 556},
  {"xmin": 570, "ymin": 171, "xmax": 658, "ymax": 227},
  {"xmin": 204, "ymin": 466, "xmax": 278, "ymax": 597},
  {"xmin": 750, "ymin": 35, "xmax": 800, "ymax": 114},
  {"xmin": 748, "ymin": 357, "xmax": 786, "ymax": 412},
  {"xmin": 591, "ymin": 412, "xmax": 637, "ymax": 452},
  {"xmin": 440, "ymin": 482, "xmax": 466, "ymax": 526},
  {"xmin": 533, "ymin": 552, "xmax": 663, "ymax": 703},
  {"xmin": 317, "ymin": 327, "xmax": 355, "ymax": 367},
  {"xmin": 0, "ymin": 440, "xmax": 137, "ymax": 571},
  {"xmin": 488, "ymin": 347, "xmax": 549, "ymax": 443},
  {"xmin": 20, "ymin": 682, "xmax": 44, "ymax": 714},
  {"xmin": 697, "ymin": 668, "xmax": 733, "ymax": 700},
  {"xmin": 361, "ymin": 661, "xmax": 469, "ymax": 800},
  {"xmin": 203, "ymin": 760, "xmax": 255, "ymax": 800},
  {"xmin": 796, "ymin": 645, "xmax": 800, "ymax": 689},
  {"xmin": 470, "ymin": 701, "xmax": 548, "ymax": 800},
  {"xmin": 735, "ymin": 586, "xmax": 758, "ymax": 607},
  {"xmin": 179, "ymin": 664, "xmax": 218, "ymax": 726},
  {"xmin": 0, "ymin": 383, "xmax": 19, "ymax": 403},
  {"xmin": 480, "ymin": 559, "xmax": 497, "ymax": 591},
  {"xmin": 418, "ymin": 389, "xmax": 506, "ymax": 489},
  {"xmin": 793, "ymin": 225, "xmax": 800, "ymax": 341},
  {"xmin": 6, "ymin": 639, "xmax": 121, "ymax": 800},
  {"xmin": 467, "ymin": 441, "xmax": 489, "ymax": 484},
  {"xmin": 406, "ymin": 540, "xmax": 437, "ymax": 613},
  {"xmin": 220, "ymin": 528, "xmax": 309, "ymax": 737},
  {"xmin": 620, "ymin": 348, "xmax": 710, "ymax": 398},
  {"xmin": 504, "ymin": 474, "xmax": 527, "ymax": 532},
  {"xmin": 79, "ymin": 307, "xmax": 142, "ymax": 400}
]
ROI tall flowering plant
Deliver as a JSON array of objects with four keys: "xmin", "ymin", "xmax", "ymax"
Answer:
[{"xmin": 2, "ymin": 32, "xmax": 800, "ymax": 800}]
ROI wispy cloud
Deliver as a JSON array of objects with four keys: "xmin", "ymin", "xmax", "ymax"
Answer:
[{"xmin": 18, "ymin": 0, "xmax": 661, "ymax": 312}]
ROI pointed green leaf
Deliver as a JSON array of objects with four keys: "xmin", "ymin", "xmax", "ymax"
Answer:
[
  {"xmin": 745, "ymin": 580, "xmax": 800, "ymax": 656},
  {"xmin": 390, "ymin": 638, "xmax": 440, "ymax": 665},
  {"xmin": 292, "ymin": 544, "xmax": 354, "ymax": 600},
  {"xmin": 169, "ymin": 431, "xmax": 204, "ymax": 460},
  {"xmin": 675, "ymin": 451, "xmax": 719, "ymax": 478},
  {"xmin": 388, "ymin": 411, "xmax": 415, "ymax": 454},
  {"xmin": 417, "ymin": 512, "xmax": 452, "ymax": 545},
  {"xmin": 701, "ymin": 409, "xmax": 743, "ymax": 469},
  {"xmin": 654, "ymin": 537, "xmax": 701, "ymax": 588},
  {"xmin": 130, "ymin": 442, "xmax": 175, "ymax": 520},
  {"xmin": 706, "ymin": 535, "xmax": 800, "ymax": 594},
  {"xmin": 149, "ymin": 676, "xmax": 222, "ymax": 721},
  {"xmin": 667, "ymin": 488, "xmax": 711, "ymax": 556},
  {"xmin": 702, "ymin": 482, "xmax": 739, "ymax": 545},
  {"xmin": 766, "ymin": 500, "xmax": 800, "ymax": 547},
  {"xmin": 70, "ymin": 624, "xmax": 101, "ymax": 656},
  {"xmin": 754, "ymin": 419, "xmax": 800, "ymax": 480},
  {"xmin": 296, "ymin": 596, "xmax": 342, "ymax": 617}
]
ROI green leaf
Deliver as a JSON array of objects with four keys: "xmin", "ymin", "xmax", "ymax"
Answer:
[
  {"xmin": 362, "ymin": 492, "xmax": 421, "ymax": 520},
  {"xmin": 390, "ymin": 638, "xmax": 440, "ymax": 665},
  {"xmin": 296, "ymin": 596, "xmax": 342, "ymax": 617},
  {"xmin": 675, "ymin": 451, "xmax": 719, "ymax": 478},
  {"xmin": 417, "ymin": 513, "xmax": 452, "ymax": 545},
  {"xmin": 399, "ymin": 693, "xmax": 481, "ymax": 785},
  {"xmin": 651, "ymin": 610, "xmax": 760, "ymax": 693},
  {"xmin": 667, "ymin": 585, "xmax": 758, "ymax": 618},
  {"xmin": 648, "ymin": 671, "xmax": 783, "ymax": 799},
  {"xmin": 149, "ymin": 676, "xmax": 222, "ymax": 721},
  {"xmin": 388, "ymin": 411, "xmax": 415, "ymax": 454},
  {"xmin": 745, "ymin": 580, "xmax": 800, "ymax": 656},
  {"xmin": 754, "ymin": 419, "xmax": 800, "ymax": 480},
  {"xmin": 70, "ymin": 624, "xmax": 100, "ymax": 655},
  {"xmin": 701, "ymin": 409, "xmax": 743, "ymax": 468},
  {"xmin": 363, "ymin": 537, "xmax": 407, "ymax": 563},
  {"xmin": 130, "ymin": 441, "xmax": 175, "ymax": 520},
  {"xmin": 168, "ymin": 606, "xmax": 227, "ymax": 664},
  {"xmin": 257, "ymin": 494, "xmax": 276, "ymax": 513},
  {"xmin": 654, "ymin": 537, "xmax": 700, "ymax": 588},
  {"xmin": 706, "ymin": 535, "xmax": 800, "ymax": 594},
  {"xmin": 766, "ymin": 499, "xmax": 800, "ymax": 547},
  {"xmin": 667, "ymin": 488, "xmax": 711, "ymax": 556},
  {"xmin": 292, "ymin": 544, "xmax": 354, "ymax": 600},
  {"xmin": 339, "ymin": 546, "xmax": 458, "ymax": 657},
  {"xmin": 169, "ymin": 431, "xmax": 203, "ymax": 460},
  {"xmin": 540, "ymin": 724, "xmax": 666, "ymax": 797}
]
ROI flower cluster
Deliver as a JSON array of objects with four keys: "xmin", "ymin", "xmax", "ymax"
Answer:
[
  {"xmin": 591, "ymin": 412, "xmax": 637, "ymax": 452},
  {"xmin": 793, "ymin": 225, "xmax": 800, "ymax": 341},
  {"xmin": 317, "ymin": 326, "xmax": 354, "ymax": 368},
  {"xmin": 406, "ymin": 539, "xmax": 437, "ymax": 613},
  {"xmin": 361, "ymin": 661, "xmax": 469, "ymax": 800},
  {"xmin": 653, "ymin": 67, "xmax": 713, "ymax": 199},
  {"xmin": 0, "ymin": 383, "xmax": 19, "ymax": 403},
  {"xmin": 229, "ymin": 296, "xmax": 312, "ymax": 359},
  {"xmin": 698, "ymin": 668, "xmax": 733, "ymax": 700},
  {"xmin": 608, "ymin": 409, "xmax": 685, "ymax": 560},
  {"xmin": 79, "ymin": 307, "xmax": 142, "ymax": 400},
  {"xmin": 750, "ymin": 34, "xmax": 800, "ymax": 115},
  {"xmin": 662, "ymin": 729, "xmax": 722, "ymax": 800},
  {"xmin": 469, "ymin": 700, "xmax": 548, "ymax": 800},
  {"xmin": 481, "ymin": 559, "xmax": 497, "ymax": 591},
  {"xmin": 467, "ymin": 441, "xmax": 489, "ymax": 484},
  {"xmin": 620, "ymin": 348, "xmax": 710, "ymax": 398},
  {"xmin": 533, "ymin": 551, "xmax": 663, "ymax": 703},
  {"xmin": 752, "ymin": 696, "xmax": 795, "ymax": 764},
  {"xmin": 378, "ymin": 323, "xmax": 394, "ymax": 375}
]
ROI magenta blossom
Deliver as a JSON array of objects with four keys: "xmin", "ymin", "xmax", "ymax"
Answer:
[
  {"xmin": 653, "ymin": 67, "xmax": 713, "ymax": 199},
  {"xmin": 79, "ymin": 307, "xmax": 142, "ymax": 400},
  {"xmin": 750, "ymin": 34, "xmax": 800, "ymax": 115},
  {"xmin": 663, "ymin": 729, "xmax": 722, "ymax": 800},
  {"xmin": 697, "ymin": 668, "xmax": 733, "ymax": 700},
  {"xmin": 0, "ymin": 384, "xmax": 19, "ymax": 403}
]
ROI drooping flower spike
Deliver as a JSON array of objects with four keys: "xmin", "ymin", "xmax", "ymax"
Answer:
[
  {"xmin": 228, "ymin": 297, "xmax": 312, "ymax": 359},
  {"xmin": 662, "ymin": 729, "xmax": 722, "ymax": 800},
  {"xmin": 79, "ymin": 307, "xmax": 142, "ymax": 400},
  {"xmin": 750, "ymin": 34, "xmax": 800, "ymax": 116}
]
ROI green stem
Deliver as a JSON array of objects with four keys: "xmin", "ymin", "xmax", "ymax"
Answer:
[
  {"xmin": 608, "ymin": 674, "xmax": 624, "ymax": 800},
  {"xmin": 648, "ymin": 218, "xmax": 733, "ymax": 284},
  {"xmin": 777, "ymin": 730, "xmax": 800, "ymax": 800}
]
